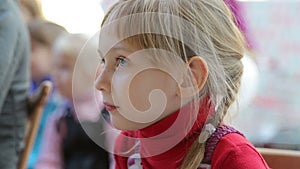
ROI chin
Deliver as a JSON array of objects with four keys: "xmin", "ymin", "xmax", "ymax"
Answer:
[
  {"xmin": 111, "ymin": 118, "xmax": 149, "ymax": 131},
  {"xmin": 112, "ymin": 122, "xmax": 139, "ymax": 131}
]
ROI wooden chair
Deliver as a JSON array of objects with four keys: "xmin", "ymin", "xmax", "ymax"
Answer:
[
  {"xmin": 257, "ymin": 147, "xmax": 300, "ymax": 169},
  {"xmin": 18, "ymin": 81, "xmax": 53, "ymax": 169}
]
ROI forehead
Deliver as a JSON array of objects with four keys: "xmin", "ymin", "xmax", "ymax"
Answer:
[
  {"xmin": 98, "ymin": 11, "xmax": 148, "ymax": 57},
  {"xmin": 53, "ymin": 52, "xmax": 75, "ymax": 64},
  {"xmin": 98, "ymin": 37, "xmax": 141, "ymax": 58}
]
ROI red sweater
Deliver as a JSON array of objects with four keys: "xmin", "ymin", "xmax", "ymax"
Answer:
[
  {"xmin": 113, "ymin": 100, "xmax": 269, "ymax": 169},
  {"xmin": 211, "ymin": 133, "xmax": 269, "ymax": 169}
]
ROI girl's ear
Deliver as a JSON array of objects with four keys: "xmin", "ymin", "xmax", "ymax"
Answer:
[
  {"xmin": 177, "ymin": 56, "xmax": 208, "ymax": 98},
  {"xmin": 188, "ymin": 56, "xmax": 208, "ymax": 90}
]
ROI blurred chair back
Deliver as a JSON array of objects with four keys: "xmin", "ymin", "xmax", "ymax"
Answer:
[
  {"xmin": 18, "ymin": 81, "xmax": 53, "ymax": 169},
  {"xmin": 258, "ymin": 147, "xmax": 300, "ymax": 169}
]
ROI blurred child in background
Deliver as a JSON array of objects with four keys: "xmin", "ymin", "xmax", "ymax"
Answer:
[
  {"xmin": 29, "ymin": 19, "xmax": 67, "ymax": 92},
  {"xmin": 36, "ymin": 33, "xmax": 110, "ymax": 169},
  {"xmin": 27, "ymin": 19, "xmax": 67, "ymax": 169}
]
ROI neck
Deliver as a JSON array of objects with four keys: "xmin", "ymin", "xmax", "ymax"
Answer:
[{"xmin": 136, "ymin": 97, "xmax": 213, "ymax": 167}]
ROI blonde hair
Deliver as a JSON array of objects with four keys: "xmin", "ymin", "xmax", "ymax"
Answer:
[
  {"xmin": 19, "ymin": 0, "xmax": 45, "ymax": 24},
  {"xmin": 102, "ymin": 0, "xmax": 246, "ymax": 168},
  {"xmin": 53, "ymin": 33, "xmax": 91, "ymax": 61},
  {"xmin": 53, "ymin": 33, "xmax": 99, "ymax": 96},
  {"xmin": 28, "ymin": 19, "xmax": 67, "ymax": 48}
]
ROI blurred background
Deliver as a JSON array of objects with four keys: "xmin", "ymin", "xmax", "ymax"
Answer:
[{"xmin": 36, "ymin": 0, "xmax": 300, "ymax": 150}]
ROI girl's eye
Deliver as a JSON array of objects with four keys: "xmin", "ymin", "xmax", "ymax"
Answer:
[
  {"xmin": 116, "ymin": 56, "xmax": 128, "ymax": 67},
  {"xmin": 100, "ymin": 58, "xmax": 105, "ymax": 64}
]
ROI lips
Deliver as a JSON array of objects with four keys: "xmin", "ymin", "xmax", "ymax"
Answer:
[{"xmin": 103, "ymin": 102, "xmax": 118, "ymax": 112}]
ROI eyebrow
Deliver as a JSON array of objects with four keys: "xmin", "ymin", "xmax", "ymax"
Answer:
[{"xmin": 97, "ymin": 45, "xmax": 132, "ymax": 58}]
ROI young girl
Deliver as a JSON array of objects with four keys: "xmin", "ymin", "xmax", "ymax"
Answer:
[
  {"xmin": 95, "ymin": 0, "xmax": 269, "ymax": 169},
  {"xmin": 36, "ymin": 34, "xmax": 110, "ymax": 169},
  {"xmin": 27, "ymin": 19, "xmax": 67, "ymax": 169}
]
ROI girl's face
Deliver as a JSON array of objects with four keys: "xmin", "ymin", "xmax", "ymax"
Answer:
[
  {"xmin": 95, "ymin": 42, "xmax": 182, "ymax": 130},
  {"xmin": 30, "ymin": 40, "xmax": 52, "ymax": 81},
  {"xmin": 53, "ymin": 52, "xmax": 76, "ymax": 100}
]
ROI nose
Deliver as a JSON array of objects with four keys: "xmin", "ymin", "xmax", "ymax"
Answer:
[{"xmin": 95, "ymin": 66, "xmax": 112, "ymax": 93}]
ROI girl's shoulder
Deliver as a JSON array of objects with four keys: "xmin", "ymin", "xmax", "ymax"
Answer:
[
  {"xmin": 210, "ymin": 128, "xmax": 270, "ymax": 169},
  {"xmin": 202, "ymin": 125, "xmax": 245, "ymax": 164}
]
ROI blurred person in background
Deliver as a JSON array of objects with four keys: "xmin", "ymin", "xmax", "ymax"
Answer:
[
  {"xmin": 27, "ymin": 19, "xmax": 67, "ymax": 169},
  {"xmin": 35, "ymin": 33, "xmax": 110, "ymax": 169},
  {"xmin": 0, "ymin": 0, "xmax": 30, "ymax": 168},
  {"xmin": 28, "ymin": 19, "xmax": 67, "ymax": 93}
]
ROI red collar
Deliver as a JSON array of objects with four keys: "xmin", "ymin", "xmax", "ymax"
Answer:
[{"xmin": 114, "ymin": 97, "xmax": 214, "ymax": 169}]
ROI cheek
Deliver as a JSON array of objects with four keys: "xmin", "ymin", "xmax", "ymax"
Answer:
[
  {"xmin": 30, "ymin": 53, "xmax": 42, "ymax": 71},
  {"xmin": 128, "ymin": 71, "xmax": 155, "ymax": 112},
  {"xmin": 55, "ymin": 70, "xmax": 72, "ymax": 91},
  {"xmin": 128, "ymin": 69, "xmax": 178, "ymax": 112},
  {"xmin": 111, "ymin": 69, "xmax": 180, "ymax": 128},
  {"xmin": 62, "ymin": 71, "xmax": 73, "ymax": 87},
  {"xmin": 31, "ymin": 48, "xmax": 50, "ymax": 66}
]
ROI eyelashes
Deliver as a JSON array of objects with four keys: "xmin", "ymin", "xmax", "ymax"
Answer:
[
  {"xmin": 116, "ymin": 56, "xmax": 128, "ymax": 67},
  {"xmin": 100, "ymin": 55, "xmax": 129, "ymax": 69},
  {"xmin": 100, "ymin": 58, "xmax": 105, "ymax": 64}
]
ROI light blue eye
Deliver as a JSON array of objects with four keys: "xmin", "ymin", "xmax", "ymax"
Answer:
[{"xmin": 116, "ymin": 56, "xmax": 128, "ymax": 67}]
